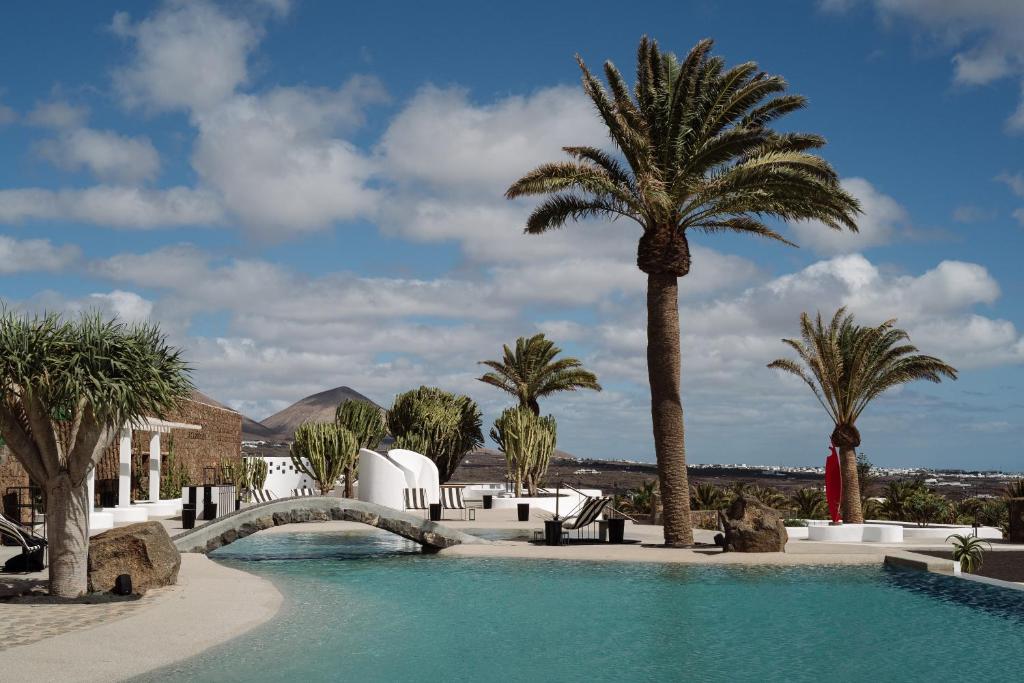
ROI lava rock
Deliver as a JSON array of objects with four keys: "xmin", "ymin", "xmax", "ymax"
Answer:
[
  {"xmin": 718, "ymin": 494, "xmax": 788, "ymax": 553},
  {"xmin": 88, "ymin": 521, "xmax": 180, "ymax": 594}
]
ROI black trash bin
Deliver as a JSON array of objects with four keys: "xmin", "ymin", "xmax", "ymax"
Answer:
[
  {"xmin": 182, "ymin": 505, "xmax": 196, "ymax": 529},
  {"xmin": 517, "ymin": 503, "xmax": 530, "ymax": 522},
  {"xmin": 544, "ymin": 519, "xmax": 563, "ymax": 546},
  {"xmin": 607, "ymin": 518, "xmax": 625, "ymax": 544},
  {"xmin": 429, "ymin": 503, "xmax": 442, "ymax": 521},
  {"xmin": 203, "ymin": 502, "xmax": 218, "ymax": 521},
  {"xmin": 482, "ymin": 494, "xmax": 493, "ymax": 510}
]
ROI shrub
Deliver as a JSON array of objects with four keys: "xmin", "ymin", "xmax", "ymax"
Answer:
[
  {"xmin": 388, "ymin": 387, "xmax": 484, "ymax": 483},
  {"xmin": 904, "ymin": 489, "xmax": 949, "ymax": 527},
  {"xmin": 783, "ymin": 518, "xmax": 808, "ymax": 527},
  {"xmin": 947, "ymin": 534, "xmax": 991, "ymax": 573},
  {"xmin": 290, "ymin": 422, "xmax": 358, "ymax": 495}
]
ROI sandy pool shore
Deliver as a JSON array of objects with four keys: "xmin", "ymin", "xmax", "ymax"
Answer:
[{"xmin": 0, "ymin": 554, "xmax": 283, "ymax": 682}]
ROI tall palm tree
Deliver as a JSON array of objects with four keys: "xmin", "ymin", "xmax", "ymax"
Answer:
[
  {"xmin": 768, "ymin": 309, "xmax": 957, "ymax": 523},
  {"xmin": 477, "ymin": 333, "xmax": 601, "ymax": 414},
  {"xmin": 506, "ymin": 37, "xmax": 859, "ymax": 546}
]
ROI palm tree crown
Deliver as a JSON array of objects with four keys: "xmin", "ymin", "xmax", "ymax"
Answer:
[
  {"xmin": 505, "ymin": 36, "xmax": 860, "ymax": 276},
  {"xmin": 477, "ymin": 333, "xmax": 601, "ymax": 414}
]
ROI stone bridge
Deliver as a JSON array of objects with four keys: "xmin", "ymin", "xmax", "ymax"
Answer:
[{"xmin": 172, "ymin": 497, "xmax": 488, "ymax": 554}]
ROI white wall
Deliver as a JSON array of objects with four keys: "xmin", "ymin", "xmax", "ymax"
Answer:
[
  {"xmin": 261, "ymin": 456, "xmax": 319, "ymax": 498},
  {"xmin": 387, "ymin": 449, "xmax": 440, "ymax": 504},
  {"xmin": 357, "ymin": 448, "xmax": 407, "ymax": 510}
]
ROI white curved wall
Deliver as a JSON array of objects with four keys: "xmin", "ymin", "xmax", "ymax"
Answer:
[
  {"xmin": 357, "ymin": 448, "xmax": 407, "ymax": 510},
  {"xmin": 262, "ymin": 456, "xmax": 319, "ymax": 499},
  {"xmin": 387, "ymin": 449, "xmax": 440, "ymax": 504}
]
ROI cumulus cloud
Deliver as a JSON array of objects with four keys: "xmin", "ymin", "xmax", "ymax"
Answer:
[
  {"xmin": 378, "ymin": 84, "xmax": 607, "ymax": 194},
  {"xmin": 0, "ymin": 236, "xmax": 80, "ymax": 273},
  {"xmin": 37, "ymin": 128, "xmax": 160, "ymax": 183},
  {"xmin": 0, "ymin": 186, "xmax": 223, "ymax": 228},
  {"xmin": 191, "ymin": 78, "xmax": 387, "ymax": 235},
  {"xmin": 111, "ymin": 1, "xmax": 261, "ymax": 112},
  {"xmin": 788, "ymin": 177, "xmax": 906, "ymax": 254}
]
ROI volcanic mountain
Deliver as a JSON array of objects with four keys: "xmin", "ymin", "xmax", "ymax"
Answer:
[{"xmin": 243, "ymin": 386, "xmax": 379, "ymax": 442}]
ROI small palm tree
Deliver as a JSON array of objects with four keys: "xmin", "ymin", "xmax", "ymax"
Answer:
[
  {"xmin": 478, "ymin": 334, "xmax": 601, "ymax": 414},
  {"xmin": 690, "ymin": 482, "xmax": 727, "ymax": 510},
  {"xmin": 768, "ymin": 309, "xmax": 956, "ymax": 523},
  {"xmin": 749, "ymin": 485, "xmax": 789, "ymax": 511},
  {"xmin": 507, "ymin": 37, "xmax": 859, "ymax": 546},
  {"xmin": 947, "ymin": 534, "xmax": 991, "ymax": 574},
  {"xmin": 790, "ymin": 487, "xmax": 827, "ymax": 519}
]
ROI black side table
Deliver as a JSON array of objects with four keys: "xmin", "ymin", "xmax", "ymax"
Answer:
[
  {"xmin": 428, "ymin": 503, "xmax": 442, "ymax": 521},
  {"xmin": 544, "ymin": 519, "xmax": 564, "ymax": 546}
]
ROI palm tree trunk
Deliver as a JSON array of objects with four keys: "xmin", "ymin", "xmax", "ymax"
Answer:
[
  {"xmin": 647, "ymin": 273, "xmax": 694, "ymax": 547},
  {"xmin": 45, "ymin": 472, "xmax": 91, "ymax": 598},
  {"xmin": 838, "ymin": 446, "xmax": 864, "ymax": 523}
]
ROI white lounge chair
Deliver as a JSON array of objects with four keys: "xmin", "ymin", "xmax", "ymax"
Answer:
[
  {"xmin": 404, "ymin": 487, "xmax": 429, "ymax": 517},
  {"xmin": 251, "ymin": 489, "xmax": 277, "ymax": 504},
  {"xmin": 440, "ymin": 485, "xmax": 470, "ymax": 520},
  {"xmin": 292, "ymin": 486, "xmax": 318, "ymax": 497}
]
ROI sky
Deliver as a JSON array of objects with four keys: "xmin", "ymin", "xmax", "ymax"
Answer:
[{"xmin": 0, "ymin": 0, "xmax": 1022, "ymax": 471}]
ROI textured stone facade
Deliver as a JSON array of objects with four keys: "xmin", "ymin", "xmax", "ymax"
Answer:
[{"xmin": 1, "ymin": 395, "xmax": 242, "ymax": 521}]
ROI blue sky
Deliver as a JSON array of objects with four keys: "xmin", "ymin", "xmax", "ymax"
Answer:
[{"xmin": 1, "ymin": 0, "xmax": 1022, "ymax": 470}]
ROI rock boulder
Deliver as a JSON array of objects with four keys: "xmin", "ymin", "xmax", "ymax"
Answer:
[
  {"xmin": 718, "ymin": 494, "xmax": 788, "ymax": 552},
  {"xmin": 88, "ymin": 521, "xmax": 181, "ymax": 594}
]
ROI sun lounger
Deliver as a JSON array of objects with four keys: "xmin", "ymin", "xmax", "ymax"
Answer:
[
  {"xmin": 0, "ymin": 512, "xmax": 47, "ymax": 572},
  {"xmin": 292, "ymin": 486, "xmax": 318, "ymax": 497},
  {"xmin": 251, "ymin": 489, "xmax": 277, "ymax": 504},
  {"xmin": 557, "ymin": 496, "xmax": 611, "ymax": 540}
]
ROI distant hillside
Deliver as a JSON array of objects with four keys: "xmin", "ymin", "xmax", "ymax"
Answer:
[{"xmin": 247, "ymin": 386, "xmax": 379, "ymax": 442}]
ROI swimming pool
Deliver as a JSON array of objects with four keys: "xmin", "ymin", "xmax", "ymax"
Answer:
[{"xmin": 140, "ymin": 529, "xmax": 1024, "ymax": 682}]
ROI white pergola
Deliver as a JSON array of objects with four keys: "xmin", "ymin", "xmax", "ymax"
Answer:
[{"xmin": 88, "ymin": 417, "xmax": 201, "ymax": 525}]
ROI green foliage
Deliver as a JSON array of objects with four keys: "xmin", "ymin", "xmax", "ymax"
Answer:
[
  {"xmin": 947, "ymin": 534, "xmax": 991, "ymax": 574},
  {"xmin": 749, "ymin": 485, "xmax": 789, "ymax": 510},
  {"xmin": 0, "ymin": 309, "xmax": 192, "ymax": 484},
  {"xmin": 790, "ymin": 487, "xmax": 827, "ymax": 519},
  {"xmin": 335, "ymin": 400, "xmax": 386, "ymax": 449},
  {"xmin": 621, "ymin": 480, "xmax": 659, "ymax": 515},
  {"xmin": 490, "ymin": 405, "xmax": 557, "ymax": 496},
  {"xmin": 290, "ymin": 422, "xmax": 357, "ymax": 495},
  {"xmin": 783, "ymin": 519, "xmax": 808, "ymax": 527},
  {"xmin": 233, "ymin": 457, "xmax": 269, "ymax": 502},
  {"xmin": 478, "ymin": 334, "xmax": 601, "ymax": 414},
  {"xmin": 387, "ymin": 386, "xmax": 484, "ymax": 483},
  {"xmin": 856, "ymin": 452, "xmax": 875, "ymax": 499},
  {"xmin": 689, "ymin": 482, "xmax": 727, "ymax": 511},
  {"xmin": 904, "ymin": 489, "xmax": 950, "ymax": 527},
  {"xmin": 160, "ymin": 442, "xmax": 189, "ymax": 500},
  {"xmin": 877, "ymin": 479, "xmax": 926, "ymax": 521}
]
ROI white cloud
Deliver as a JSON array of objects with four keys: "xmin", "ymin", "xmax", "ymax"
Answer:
[
  {"xmin": 378, "ymin": 84, "xmax": 607, "ymax": 195},
  {"xmin": 952, "ymin": 204, "xmax": 994, "ymax": 223},
  {"xmin": 0, "ymin": 186, "xmax": 223, "ymax": 228},
  {"xmin": 37, "ymin": 128, "xmax": 160, "ymax": 183},
  {"xmin": 788, "ymin": 177, "xmax": 906, "ymax": 254},
  {"xmin": 111, "ymin": 1, "xmax": 261, "ymax": 112},
  {"xmin": 0, "ymin": 236, "xmax": 80, "ymax": 273},
  {"xmin": 191, "ymin": 79, "xmax": 387, "ymax": 235},
  {"xmin": 1013, "ymin": 208, "xmax": 1024, "ymax": 226},
  {"xmin": 25, "ymin": 100, "xmax": 88, "ymax": 128},
  {"xmin": 0, "ymin": 100, "xmax": 14, "ymax": 125}
]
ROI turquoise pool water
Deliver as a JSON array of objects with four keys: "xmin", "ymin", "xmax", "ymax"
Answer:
[{"xmin": 142, "ymin": 529, "xmax": 1024, "ymax": 682}]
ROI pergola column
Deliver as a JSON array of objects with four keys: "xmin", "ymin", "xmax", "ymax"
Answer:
[
  {"xmin": 148, "ymin": 431, "xmax": 161, "ymax": 502},
  {"xmin": 118, "ymin": 427, "xmax": 132, "ymax": 506}
]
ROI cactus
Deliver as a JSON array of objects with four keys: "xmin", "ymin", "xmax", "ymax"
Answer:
[
  {"xmin": 490, "ymin": 406, "xmax": 557, "ymax": 496},
  {"xmin": 387, "ymin": 386, "xmax": 484, "ymax": 483},
  {"xmin": 335, "ymin": 400, "xmax": 387, "ymax": 497},
  {"xmin": 290, "ymin": 422, "xmax": 358, "ymax": 495}
]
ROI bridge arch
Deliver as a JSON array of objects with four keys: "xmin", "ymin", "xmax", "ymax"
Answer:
[{"xmin": 172, "ymin": 497, "xmax": 487, "ymax": 554}]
